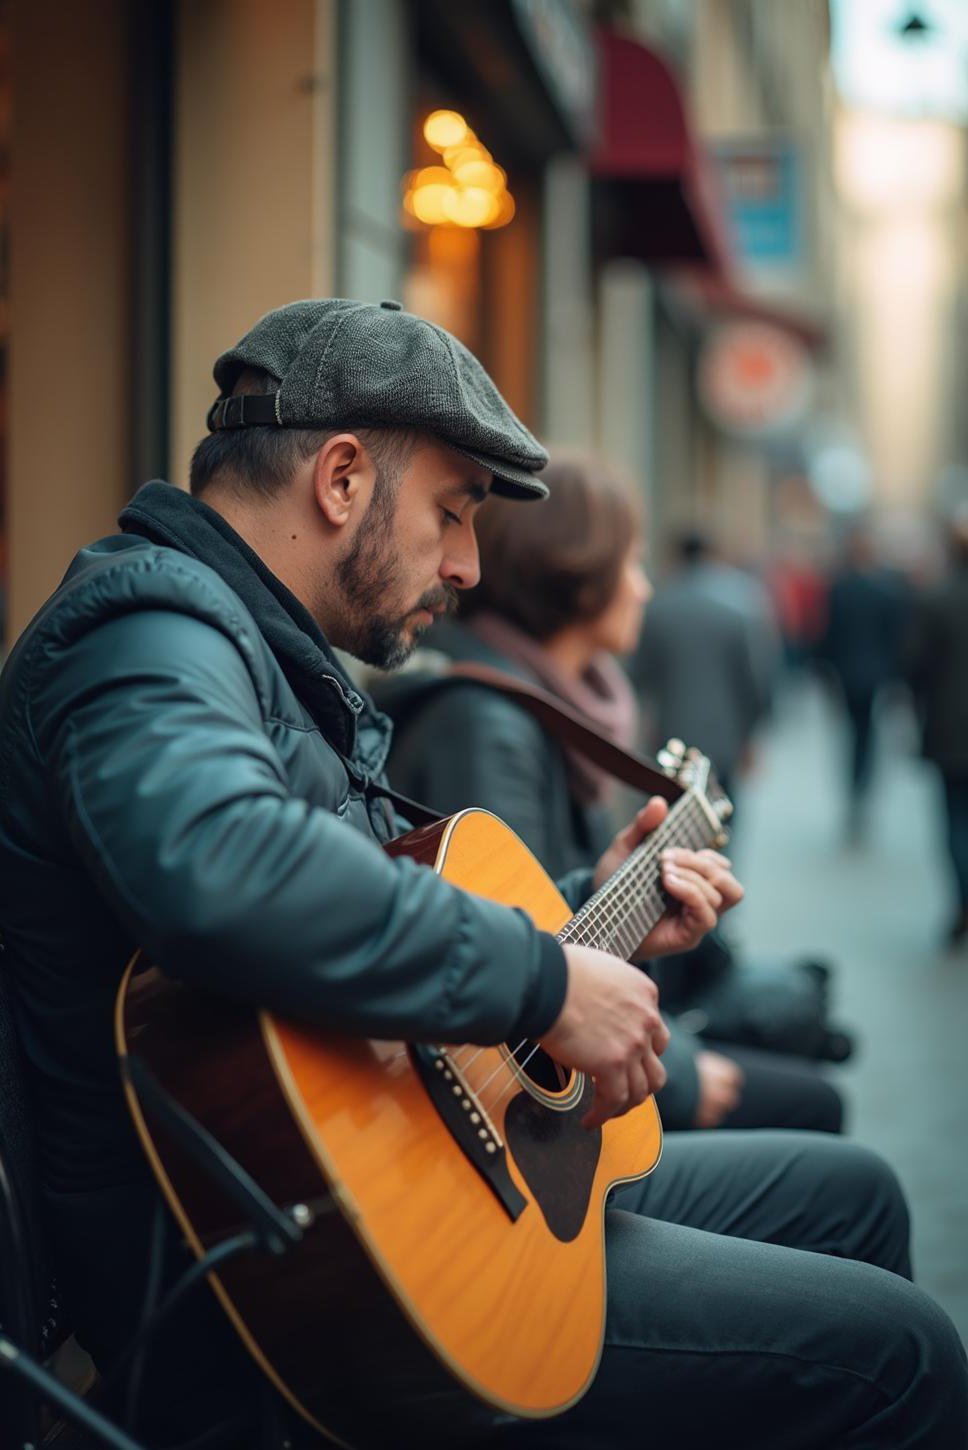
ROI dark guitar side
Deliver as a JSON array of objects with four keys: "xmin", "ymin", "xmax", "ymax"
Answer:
[{"xmin": 118, "ymin": 941, "xmax": 494, "ymax": 1446}]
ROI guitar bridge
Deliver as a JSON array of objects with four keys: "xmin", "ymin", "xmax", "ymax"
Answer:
[{"xmin": 409, "ymin": 1044, "xmax": 528, "ymax": 1223}]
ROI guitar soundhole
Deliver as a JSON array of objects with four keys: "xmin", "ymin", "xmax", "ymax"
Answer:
[{"xmin": 511, "ymin": 1041, "xmax": 570, "ymax": 1093}]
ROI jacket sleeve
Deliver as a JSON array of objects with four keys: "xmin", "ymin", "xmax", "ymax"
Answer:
[{"xmin": 30, "ymin": 610, "xmax": 566, "ymax": 1044}]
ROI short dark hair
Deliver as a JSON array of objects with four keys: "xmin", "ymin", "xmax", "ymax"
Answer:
[
  {"xmin": 189, "ymin": 367, "xmax": 416, "ymax": 498},
  {"xmin": 462, "ymin": 451, "xmax": 641, "ymax": 641}
]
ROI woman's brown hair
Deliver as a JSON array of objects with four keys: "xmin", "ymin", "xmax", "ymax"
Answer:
[{"xmin": 462, "ymin": 452, "xmax": 641, "ymax": 641}]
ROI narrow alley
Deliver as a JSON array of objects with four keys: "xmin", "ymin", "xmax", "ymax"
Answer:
[{"xmin": 736, "ymin": 675, "xmax": 968, "ymax": 1343}]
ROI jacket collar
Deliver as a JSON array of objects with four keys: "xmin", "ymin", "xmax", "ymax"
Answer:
[{"xmin": 119, "ymin": 481, "xmax": 391, "ymax": 768}]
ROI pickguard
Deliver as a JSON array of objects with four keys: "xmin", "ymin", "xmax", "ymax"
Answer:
[{"xmin": 504, "ymin": 1079, "xmax": 601, "ymax": 1243}]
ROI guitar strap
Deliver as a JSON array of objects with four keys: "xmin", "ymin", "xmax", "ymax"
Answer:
[
  {"xmin": 367, "ymin": 663, "xmax": 681, "ymax": 832},
  {"xmin": 366, "ymin": 779, "xmax": 444, "ymax": 830},
  {"xmin": 443, "ymin": 663, "xmax": 680, "ymax": 804}
]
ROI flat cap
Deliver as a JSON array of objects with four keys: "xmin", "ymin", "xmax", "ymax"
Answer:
[{"xmin": 208, "ymin": 298, "xmax": 549, "ymax": 500}]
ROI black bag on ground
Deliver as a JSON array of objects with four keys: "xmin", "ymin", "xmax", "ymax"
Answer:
[{"xmin": 651, "ymin": 935, "xmax": 855, "ymax": 1064}]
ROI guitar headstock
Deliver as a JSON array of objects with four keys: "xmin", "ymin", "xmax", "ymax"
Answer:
[{"xmin": 656, "ymin": 738, "xmax": 733, "ymax": 848}]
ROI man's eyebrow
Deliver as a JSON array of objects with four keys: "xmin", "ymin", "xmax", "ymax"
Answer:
[{"xmin": 452, "ymin": 479, "xmax": 490, "ymax": 504}]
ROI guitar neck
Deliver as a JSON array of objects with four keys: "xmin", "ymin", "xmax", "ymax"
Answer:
[{"xmin": 560, "ymin": 792, "xmax": 719, "ymax": 961}]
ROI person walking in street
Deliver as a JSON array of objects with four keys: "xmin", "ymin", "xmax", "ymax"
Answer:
[
  {"xmin": 907, "ymin": 508, "xmax": 968, "ymax": 947},
  {"xmin": 628, "ymin": 528, "xmax": 778, "ymax": 806},
  {"xmin": 0, "ymin": 302, "xmax": 964, "ymax": 1449},
  {"xmin": 819, "ymin": 527, "xmax": 907, "ymax": 843}
]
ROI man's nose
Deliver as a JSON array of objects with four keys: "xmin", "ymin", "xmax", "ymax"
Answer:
[{"xmin": 441, "ymin": 525, "xmax": 481, "ymax": 591}]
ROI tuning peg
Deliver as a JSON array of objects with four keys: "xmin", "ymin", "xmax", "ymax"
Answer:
[{"xmin": 656, "ymin": 738, "xmax": 686, "ymax": 775}]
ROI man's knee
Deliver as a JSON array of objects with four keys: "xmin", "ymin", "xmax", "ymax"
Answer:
[
  {"xmin": 799, "ymin": 1137, "xmax": 911, "ymax": 1275},
  {"xmin": 864, "ymin": 1272, "xmax": 968, "ymax": 1448}
]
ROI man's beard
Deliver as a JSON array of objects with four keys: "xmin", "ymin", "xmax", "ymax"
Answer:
[{"xmin": 335, "ymin": 480, "xmax": 458, "ymax": 669}]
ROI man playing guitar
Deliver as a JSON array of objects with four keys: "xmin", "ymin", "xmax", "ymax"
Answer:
[{"xmin": 0, "ymin": 299, "xmax": 964, "ymax": 1447}]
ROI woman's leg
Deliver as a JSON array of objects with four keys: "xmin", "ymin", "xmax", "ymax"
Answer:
[{"xmin": 706, "ymin": 1039, "xmax": 845, "ymax": 1133}]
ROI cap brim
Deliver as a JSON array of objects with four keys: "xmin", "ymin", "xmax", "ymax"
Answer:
[{"xmin": 450, "ymin": 444, "xmax": 549, "ymax": 501}]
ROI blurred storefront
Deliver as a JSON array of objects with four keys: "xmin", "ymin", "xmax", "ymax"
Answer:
[
  {"xmin": 0, "ymin": 0, "xmax": 884, "ymax": 645},
  {"xmin": 585, "ymin": 0, "xmax": 835, "ymax": 572},
  {"xmin": 3, "ymin": 0, "xmax": 339, "ymax": 644},
  {"xmin": 1, "ymin": 0, "xmax": 593, "ymax": 645},
  {"xmin": 339, "ymin": 0, "xmax": 594, "ymax": 426}
]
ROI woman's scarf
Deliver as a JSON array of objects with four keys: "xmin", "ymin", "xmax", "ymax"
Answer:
[{"xmin": 468, "ymin": 612, "xmax": 638, "ymax": 807}]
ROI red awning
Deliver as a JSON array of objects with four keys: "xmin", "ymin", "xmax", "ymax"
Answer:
[{"xmin": 590, "ymin": 30, "xmax": 733, "ymax": 271}]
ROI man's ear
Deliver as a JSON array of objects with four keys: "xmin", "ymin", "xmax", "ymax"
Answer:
[{"xmin": 312, "ymin": 433, "xmax": 373, "ymax": 528}]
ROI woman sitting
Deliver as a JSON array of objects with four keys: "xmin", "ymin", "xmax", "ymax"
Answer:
[{"xmin": 378, "ymin": 452, "xmax": 844, "ymax": 1134}]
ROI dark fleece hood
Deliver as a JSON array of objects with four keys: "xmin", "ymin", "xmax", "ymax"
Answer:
[{"xmin": 119, "ymin": 479, "xmax": 392, "ymax": 771}]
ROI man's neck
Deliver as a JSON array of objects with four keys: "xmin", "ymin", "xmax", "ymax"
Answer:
[{"xmin": 201, "ymin": 484, "xmax": 335, "ymax": 636}]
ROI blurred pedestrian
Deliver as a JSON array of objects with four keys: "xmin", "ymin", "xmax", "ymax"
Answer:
[
  {"xmin": 906, "ymin": 510, "xmax": 968, "ymax": 947},
  {"xmin": 818, "ymin": 527, "xmax": 906, "ymax": 843},
  {"xmin": 628, "ymin": 528, "xmax": 778, "ymax": 806},
  {"xmin": 379, "ymin": 454, "xmax": 843, "ymax": 1134},
  {"xmin": 766, "ymin": 543, "xmax": 827, "ymax": 675}
]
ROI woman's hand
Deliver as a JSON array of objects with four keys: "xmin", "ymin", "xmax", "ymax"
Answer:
[{"xmin": 592, "ymin": 796, "xmax": 744, "ymax": 959}]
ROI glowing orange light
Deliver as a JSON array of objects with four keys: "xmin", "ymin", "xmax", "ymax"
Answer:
[
  {"xmin": 443, "ymin": 141, "xmax": 492, "ymax": 170},
  {"xmin": 412, "ymin": 165, "xmax": 453, "ymax": 189},
  {"xmin": 423, "ymin": 110, "xmax": 468, "ymax": 151},
  {"xmin": 481, "ymin": 191, "xmax": 516, "ymax": 229},
  {"xmin": 404, "ymin": 114, "xmax": 515, "ymax": 231},
  {"xmin": 451, "ymin": 159, "xmax": 505, "ymax": 192},
  {"xmin": 412, "ymin": 183, "xmax": 459, "ymax": 226},
  {"xmin": 444, "ymin": 187, "xmax": 500, "ymax": 228}
]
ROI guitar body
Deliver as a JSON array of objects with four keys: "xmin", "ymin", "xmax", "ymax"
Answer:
[{"xmin": 116, "ymin": 809, "xmax": 663, "ymax": 1447}]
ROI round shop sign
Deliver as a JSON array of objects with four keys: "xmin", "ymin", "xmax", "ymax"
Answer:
[{"xmin": 697, "ymin": 321, "xmax": 813, "ymax": 438}]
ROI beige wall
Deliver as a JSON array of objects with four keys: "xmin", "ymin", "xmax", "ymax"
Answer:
[
  {"xmin": 7, "ymin": 0, "xmax": 131, "ymax": 639},
  {"xmin": 835, "ymin": 111, "xmax": 966, "ymax": 507},
  {"xmin": 170, "ymin": 0, "xmax": 336, "ymax": 488}
]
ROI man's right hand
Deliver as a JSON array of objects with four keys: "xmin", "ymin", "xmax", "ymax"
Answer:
[{"xmin": 541, "ymin": 945, "xmax": 670, "ymax": 1130}]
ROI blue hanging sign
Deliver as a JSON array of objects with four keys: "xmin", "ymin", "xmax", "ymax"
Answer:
[{"xmin": 712, "ymin": 140, "xmax": 804, "ymax": 274}]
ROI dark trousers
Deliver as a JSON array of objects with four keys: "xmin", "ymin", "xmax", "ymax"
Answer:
[
  {"xmin": 844, "ymin": 686, "xmax": 877, "ymax": 801},
  {"xmin": 121, "ymin": 1136, "xmax": 966, "ymax": 1449},
  {"xmin": 942, "ymin": 772, "xmax": 968, "ymax": 913},
  {"xmin": 712, "ymin": 1040, "xmax": 843, "ymax": 1132},
  {"xmin": 495, "ymin": 1132, "xmax": 967, "ymax": 1450}
]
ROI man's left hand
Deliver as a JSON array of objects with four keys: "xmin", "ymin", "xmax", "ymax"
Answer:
[{"xmin": 592, "ymin": 796, "xmax": 743, "ymax": 959}]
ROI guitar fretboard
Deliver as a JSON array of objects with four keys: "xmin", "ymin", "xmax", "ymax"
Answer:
[{"xmin": 558, "ymin": 792, "xmax": 719, "ymax": 961}]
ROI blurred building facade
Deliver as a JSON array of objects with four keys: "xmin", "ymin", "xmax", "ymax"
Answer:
[{"xmin": 6, "ymin": 0, "xmax": 939, "ymax": 645}]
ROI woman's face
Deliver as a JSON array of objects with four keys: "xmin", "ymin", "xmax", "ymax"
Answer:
[{"xmin": 588, "ymin": 543, "xmax": 653, "ymax": 657}]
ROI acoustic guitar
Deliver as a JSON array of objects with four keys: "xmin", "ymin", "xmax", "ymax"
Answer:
[{"xmin": 115, "ymin": 742, "xmax": 729, "ymax": 1448}]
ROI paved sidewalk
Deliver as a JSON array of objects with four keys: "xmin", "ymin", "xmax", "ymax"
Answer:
[{"xmin": 729, "ymin": 674, "xmax": 968, "ymax": 1344}]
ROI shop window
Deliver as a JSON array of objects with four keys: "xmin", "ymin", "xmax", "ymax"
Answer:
[{"xmin": 401, "ymin": 94, "xmax": 539, "ymax": 428}]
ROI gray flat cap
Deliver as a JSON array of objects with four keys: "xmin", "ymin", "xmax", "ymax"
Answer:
[{"xmin": 207, "ymin": 298, "xmax": 549, "ymax": 500}]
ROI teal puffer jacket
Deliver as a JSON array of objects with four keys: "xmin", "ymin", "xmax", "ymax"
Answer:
[{"xmin": 0, "ymin": 482, "xmax": 566, "ymax": 1201}]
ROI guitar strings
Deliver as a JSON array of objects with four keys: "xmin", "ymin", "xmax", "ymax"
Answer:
[
  {"xmin": 447, "ymin": 795, "xmax": 714, "ymax": 1100},
  {"xmin": 562, "ymin": 795, "xmax": 711, "ymax": 950},
  {"xmin": 466, "ymin": 796, "xmax": 721, "ymax": 1112},
  {"xmin": 389, "ymin": 793, "xmax": 721, "ymax": 1100}
]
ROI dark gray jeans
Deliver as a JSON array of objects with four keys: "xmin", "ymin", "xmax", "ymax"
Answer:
[
  {"xmin": 130, "ymin": 1132, "xmax": 966, "ymax": 1448},
  {"xmin": 495, "ymin": 1131, "xmax": 967, "ymax": 1449}
]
